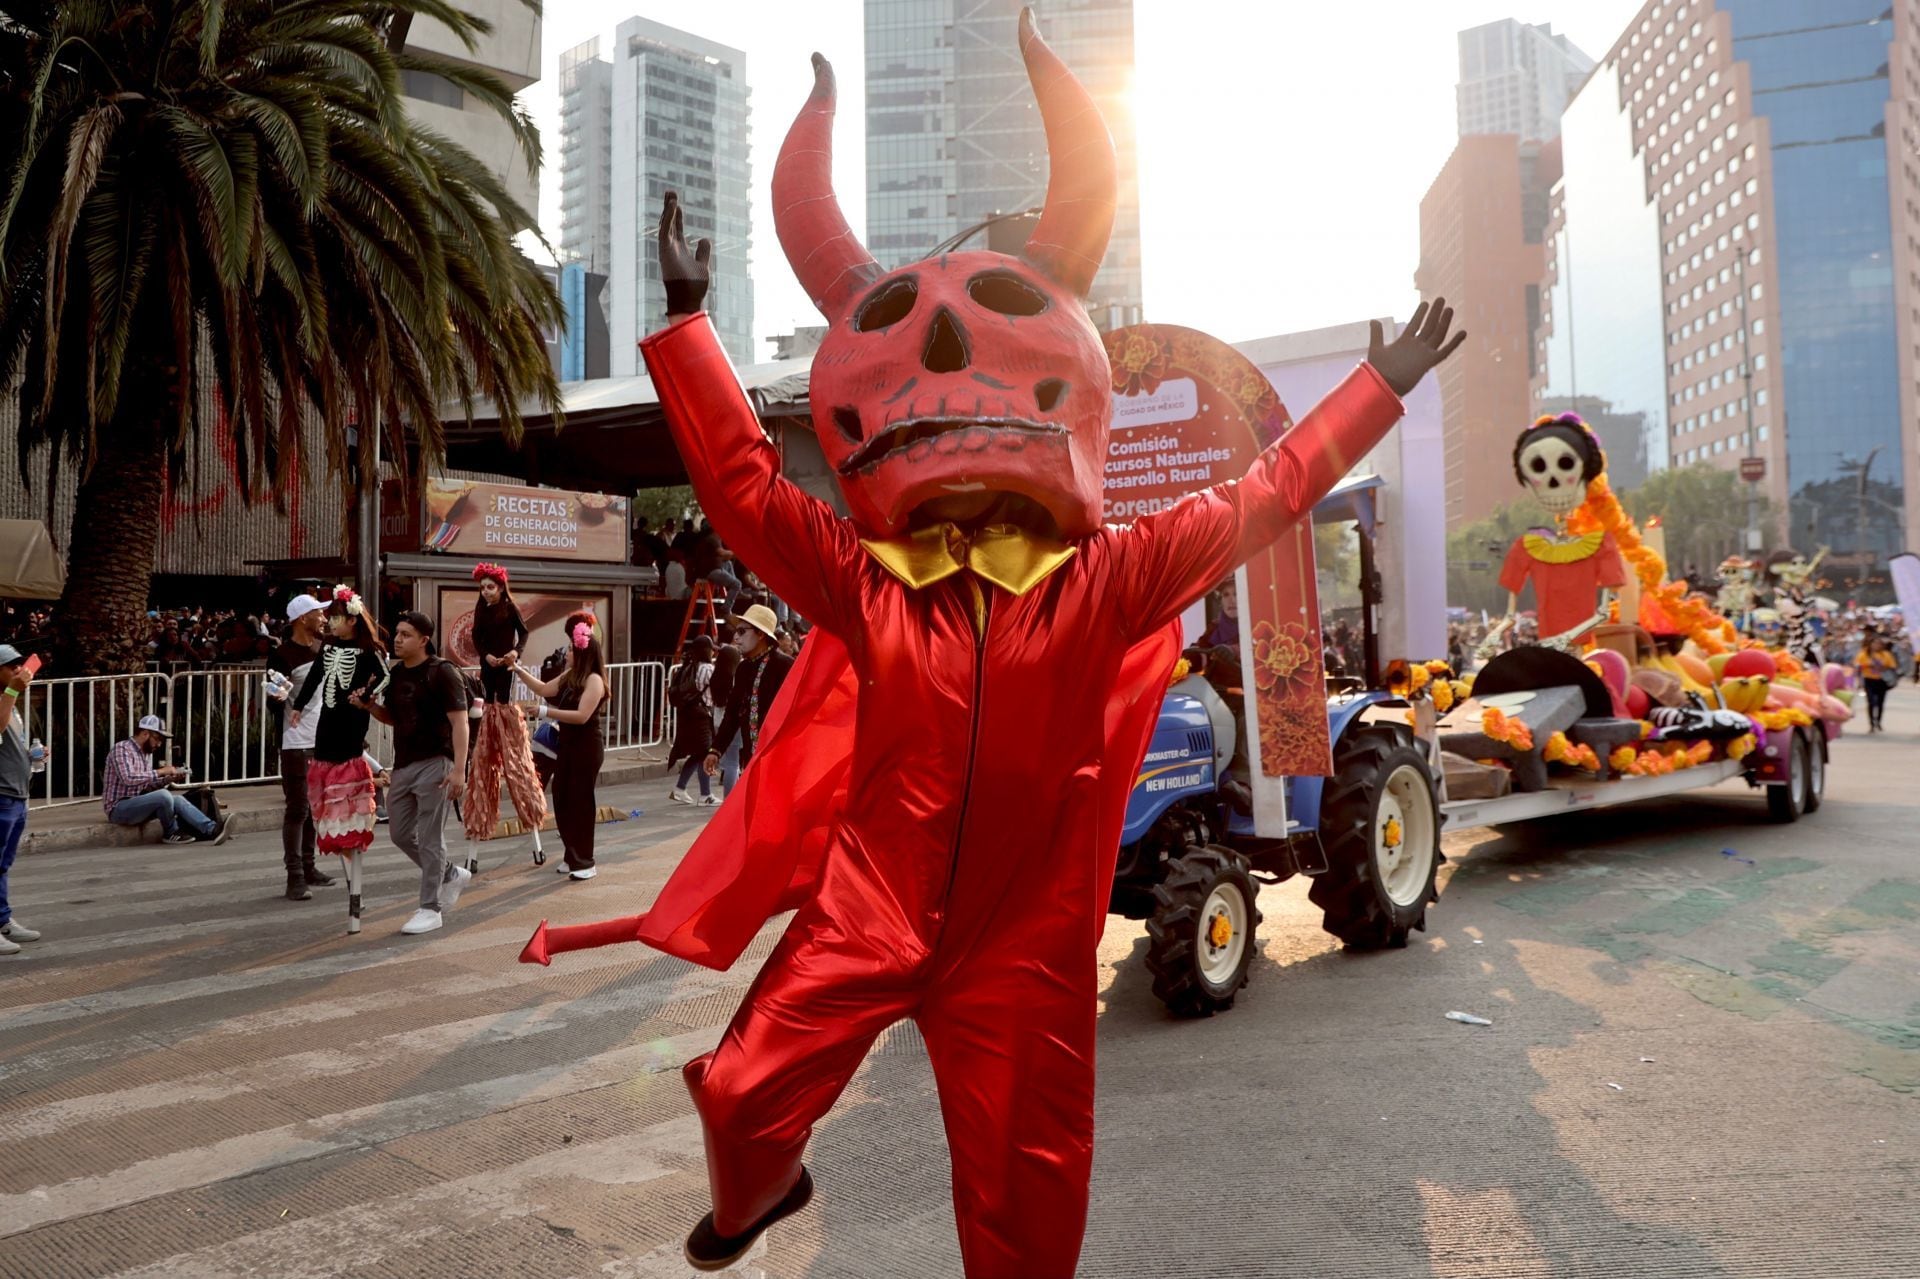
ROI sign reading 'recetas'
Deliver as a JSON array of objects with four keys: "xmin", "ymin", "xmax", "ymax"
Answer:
[{"xmin": 421, "ymin": 478, "xmax": 630, "ymax": 564}]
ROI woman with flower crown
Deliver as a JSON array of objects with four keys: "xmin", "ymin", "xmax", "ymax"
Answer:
[
  {"xmin": 512, "ymin": 612, "xmax": 607, "ymax": 881},
  {"xmin": 463, "ymin": 563, "xmax": 548, "ymax": 863},
  {"xmin": 289, "ymin": 586, "xmax": 388, "ymax": 933}
]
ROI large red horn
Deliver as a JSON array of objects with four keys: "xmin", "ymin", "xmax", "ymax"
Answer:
[
  {"xmin": 773, "ymin": 54, "xmax": 881, "ymax": 320},
  {"xmin": 1019, "ymin": 8, "xmax": 1117, "ymax": 298}
]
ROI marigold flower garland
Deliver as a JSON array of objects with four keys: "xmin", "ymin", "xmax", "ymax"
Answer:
[{"xmin": 1564, "ymin": 474, "xmax": 1734, "ymax": 654}]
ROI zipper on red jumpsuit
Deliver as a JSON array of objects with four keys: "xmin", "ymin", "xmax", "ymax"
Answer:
[{"xmin": 939, "ymin": 577, "xmax": 992, "ymax": 923}]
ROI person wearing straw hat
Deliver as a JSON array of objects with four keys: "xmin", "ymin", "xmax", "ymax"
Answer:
[{"xmin": 703, "ymin": 604, "xmax": 790, "ymax": 780}]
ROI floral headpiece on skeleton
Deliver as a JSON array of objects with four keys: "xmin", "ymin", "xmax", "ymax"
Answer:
[
  {"xmin": 330, "ymin": 585, "xmax": 366, "ymax": 617},
  {"xmin": 471, "ymin": 562, "xmax": 509, "ymax": 589}
]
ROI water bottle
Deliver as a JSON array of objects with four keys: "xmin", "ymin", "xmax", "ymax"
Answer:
[{"xmin": 28, "ymin": 738, "xmax": 45, "ymax": 775}]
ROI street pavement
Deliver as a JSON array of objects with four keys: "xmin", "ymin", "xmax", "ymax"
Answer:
[{"xmin": 1, "ymin": 687, "xmax": 1917, "ymax": 1278}]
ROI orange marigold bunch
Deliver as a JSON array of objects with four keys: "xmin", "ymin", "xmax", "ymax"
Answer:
[
  {"xmin": 1544, "ymin": 731, "xmax": 1601, "ymax": 772},
  {"xmin": 1481, "ymin": 706, "xmax": 1535, "ymax": 752}
]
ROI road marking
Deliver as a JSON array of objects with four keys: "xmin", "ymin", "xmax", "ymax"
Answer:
[
  {"xmin": 0, "ymin": 1028, "xmax": 725, "ymax": 1237},
  {"xmin": 97, "ymin": 1125, "xmax": 692, "ymax": 1279},
  {"xmin": 2, "ymin": 962, "xmax": 738, "ymax": 1139}
]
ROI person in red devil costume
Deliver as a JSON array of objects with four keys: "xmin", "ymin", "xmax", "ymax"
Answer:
[{"xmin": 522, "ymin": 12, "xmax": 1463, "ymax": 1274}]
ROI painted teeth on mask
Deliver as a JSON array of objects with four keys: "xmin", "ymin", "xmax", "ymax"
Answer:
[{"xmin": 838, "ymin": 418, "xmax": 1065, "ymax": 474}]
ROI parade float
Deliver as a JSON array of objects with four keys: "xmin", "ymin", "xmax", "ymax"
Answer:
[{"xmin": 1113, "ymin": 410, "xmax": 1852, "ymax": 1018}]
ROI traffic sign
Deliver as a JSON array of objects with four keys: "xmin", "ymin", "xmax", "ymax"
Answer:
[{"xmin": 1739, "ymin": 456, "xmax": 1766, "ymax": 483}]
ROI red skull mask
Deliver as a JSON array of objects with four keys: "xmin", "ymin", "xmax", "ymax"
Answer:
[{"xmin": 773, "ymin": 12, "xmax": 1118, "ymax": 539}]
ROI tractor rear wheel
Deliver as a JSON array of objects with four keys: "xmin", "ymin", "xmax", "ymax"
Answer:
[
  {"xmin": 1309, "ymin": 730, "xmax": 1442, "ymax": 950},
  {"xmin": 1145, "ymin": 845, "xmax": 1261, "ymax": 1018}
]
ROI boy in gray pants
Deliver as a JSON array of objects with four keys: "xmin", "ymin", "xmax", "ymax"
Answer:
[{"xmin": 359, "ymin": 612, "xmax": 470, "ymax": 935}]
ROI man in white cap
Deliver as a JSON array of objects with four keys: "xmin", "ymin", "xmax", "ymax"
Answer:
[
  {"xmin": 0, "ymin": 644, "xmax": 38, "ymax": 956},
  {"xmin": 270, "ymin": 593, "xmax": 332, "ymax": 900},
  {"xmin": 704, "ymin": 604, "xmax": 792, "ymax": 781},
  {"xmin": 103, "ymin": 716, "xmax": 230, "ymax": 845}
]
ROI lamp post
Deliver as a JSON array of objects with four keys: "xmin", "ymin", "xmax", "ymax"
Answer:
[{"xmin": 1735, "ymin": 250, "xmax": 1762, "ymax": 556}]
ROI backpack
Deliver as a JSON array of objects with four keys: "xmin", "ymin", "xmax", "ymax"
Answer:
[
  {"xmin": 668, "ymin": 661, "xmax": 705, "ymax": 710},
  {"xmin": 180, "ymin": 784, "xmax": 222, "ymax": 827}
]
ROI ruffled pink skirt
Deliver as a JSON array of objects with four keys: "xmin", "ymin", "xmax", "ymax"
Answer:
[{"xmin": 308, "ymin": 758, "xmax": 377, "ymax": 855}]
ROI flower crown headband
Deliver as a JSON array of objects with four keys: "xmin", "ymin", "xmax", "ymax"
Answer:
[
  {"xmin": 1525, "ymin": 412, "xmax": 1603, "ymax": 453},
  {"xmin": 330, "ymin": 585, "xmax": 366, "ymax": 617},
  {"xmin": 566, "ymin": 610, "xmax": 598, "ymax": 650},
  {"xmin": 471, "ymin": 562, "xmax": 509, "ymax": 588}
]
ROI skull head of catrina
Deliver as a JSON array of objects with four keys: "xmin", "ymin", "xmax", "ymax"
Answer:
[{"xmin": 1512, "ymin": 414, "xmax": 1604, "ymax": 518}]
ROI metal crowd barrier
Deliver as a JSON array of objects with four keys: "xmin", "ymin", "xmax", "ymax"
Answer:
[{"xmin": 19, "ymin": 660, "xmax": 672, "ymax": 810}]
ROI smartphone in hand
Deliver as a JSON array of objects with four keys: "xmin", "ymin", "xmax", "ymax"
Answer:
[{"xmin": 21, "ymin": 654, "xmax": 42, "ymax": 677}]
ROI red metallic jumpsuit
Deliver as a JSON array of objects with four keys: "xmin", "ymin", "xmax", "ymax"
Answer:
[{"xmin": 640, "ymin": 312, "xmax": 1404, "ymax": 1277}]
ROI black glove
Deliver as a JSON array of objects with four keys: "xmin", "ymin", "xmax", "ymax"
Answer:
[
  {"xmin": 1368, "ymin": 298, "xmax": 1467, "ymax": 398},
  {"xmin": 658, "ymin": 190, "xmax": 713, "ymax": 318}
]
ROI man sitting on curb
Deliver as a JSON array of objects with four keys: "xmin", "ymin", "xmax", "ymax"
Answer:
[{"xmin": 103, "ymin": 716, "xmax": 232, "ymax": 845}]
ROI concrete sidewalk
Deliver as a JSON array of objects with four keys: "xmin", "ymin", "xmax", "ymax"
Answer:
[{"xmin": 16, "ymin": 753, "xmax": 680, "ymax": 856}]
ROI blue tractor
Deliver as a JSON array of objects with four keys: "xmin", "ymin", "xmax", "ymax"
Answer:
[{"xmin": 1109, "ymin": 481, "xmax": 1444, "ymax": 1017}]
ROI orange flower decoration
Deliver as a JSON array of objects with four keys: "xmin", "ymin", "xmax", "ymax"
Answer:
[
  {"xmin": 1253, "ymin": 622, "xmax": 1312, "ymax": 694},
  {"xmin": 1110, "ymin": 331, "xmax": 1172, "ymax": 397},
  {"xmin": 1566, "ymin": 474, "xmax": 1733, "ymax": 654}
]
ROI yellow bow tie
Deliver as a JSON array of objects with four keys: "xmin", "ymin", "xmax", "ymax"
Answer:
[{"xmin": 860, "ymin": 523, "xmax": 1078, "ymax": 597}]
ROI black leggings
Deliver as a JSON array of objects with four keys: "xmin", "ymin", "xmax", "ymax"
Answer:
[
  {"xmin": 479, "ymin": 661, "xmax": 516, "ymax": 705},
  {"xmin": 554, "ymin": 731, "xmax": 603, "ymax": 869},
  {"xmin": 1864, "ymin": 678, "xmax": 1888, "ymax": 727}
]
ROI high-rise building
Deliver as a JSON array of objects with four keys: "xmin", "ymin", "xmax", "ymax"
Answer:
[
  {"xmin": 1417, "ymin": 134, "xmax": 1562, "ymax": 530},
  {"xmin": 864, "ymin": 0, "xmax": 1142, "ymax": 326},
  {"xmin": 402, "ymin": 2, "xmax": 543, "ymax": 212},
  {"xmin": 558, "ymin": 39, "xmax": 614, "ymax": 275},
  {"xmin": 1456, "ymin": 19, "xmax": 1596, "ymax": 142},
  {"xmin": 604, "ymin": 17, "xmax": 754, "ymax": 370},
  {"xmin": 1537, "ymin": 0, "xmax": 1919, "ymax": 582}
]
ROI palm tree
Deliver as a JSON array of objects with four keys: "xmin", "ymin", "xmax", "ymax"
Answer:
[{"xmin": 0, "ymin": 1, "xmax": 561, "ymax": 672}]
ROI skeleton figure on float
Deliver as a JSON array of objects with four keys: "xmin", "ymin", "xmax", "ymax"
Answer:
[
  {"xmin": 1714, "ymin": 556, "xmax": 1761, "ymax": 630},
  {"xmin": 516, "ymin": 12, "xmax": 1463, "ymax": 1276},
  {"xmin": 1770, "ymin": 547, "xmax": 1828, "ymax": 666},
  {"xmin": 1479, "ymin": 414, "xmax": 1626, "ymax": 660}
]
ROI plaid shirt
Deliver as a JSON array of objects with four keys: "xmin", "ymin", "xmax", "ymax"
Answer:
[{"xmin": 102, "ymin": 739, "xmax": 165, "ymax": 815}]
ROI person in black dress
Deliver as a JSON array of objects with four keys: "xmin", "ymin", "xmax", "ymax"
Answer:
[{"xmin": 514, "ymin": 611, "xmax": 607, "ymax": 881}]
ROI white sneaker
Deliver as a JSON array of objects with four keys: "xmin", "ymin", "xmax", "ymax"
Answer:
[
  {"xmin": 400, "ymin": 908, "xmax": 443, "ymax": 935},
  {"xmin": 0, "ymin": 935, "xmax": 18, "ymax": 956},
  {"xmin": 568, "ymin": 867, "xmax": 597, "ymax": 881},
  {"xmin": 670, "ymin": 787, "xmax": 693, "ymax": 804},
  {"xmin": 440, "ymin": 866, "xmax": 473, "ymax": 914},
  {"xmin": 698, "ymin": 795, "xmax": 721, "ymax": 807},
  {"xmin": 1, "ymin": 921, "xmax": 40, "ymax": 942}
]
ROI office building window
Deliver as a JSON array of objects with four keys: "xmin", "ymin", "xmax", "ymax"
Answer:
[{"xmin": 403, "ymin": 70, "xmax": 465, "ymax": 109}]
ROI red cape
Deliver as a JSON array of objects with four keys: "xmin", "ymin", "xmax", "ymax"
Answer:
[{"xmin": 520, "ymin": 621, "xmax": 1183, "ymax": 969}]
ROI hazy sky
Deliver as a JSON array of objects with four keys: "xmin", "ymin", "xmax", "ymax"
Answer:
[{"xmin": 521, "ymin": 1, "xmax": 1648, "ymax": 356}]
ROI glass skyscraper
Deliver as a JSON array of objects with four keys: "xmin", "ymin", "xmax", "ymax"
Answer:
[
  {"xmin": 1538, "ymin": 0, "xmax": 1918, "ymax": 582},
  {"xmin": 1722, "ymin": 1, "xmax": 1906, "ymax": 565},
  {"xmin": 603, "ymin": 16, "xmax": 754, "ymax": 370},
  {"xmin": 864, "ymin": 0, "xmax": 1142, "ymax": 326}
]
